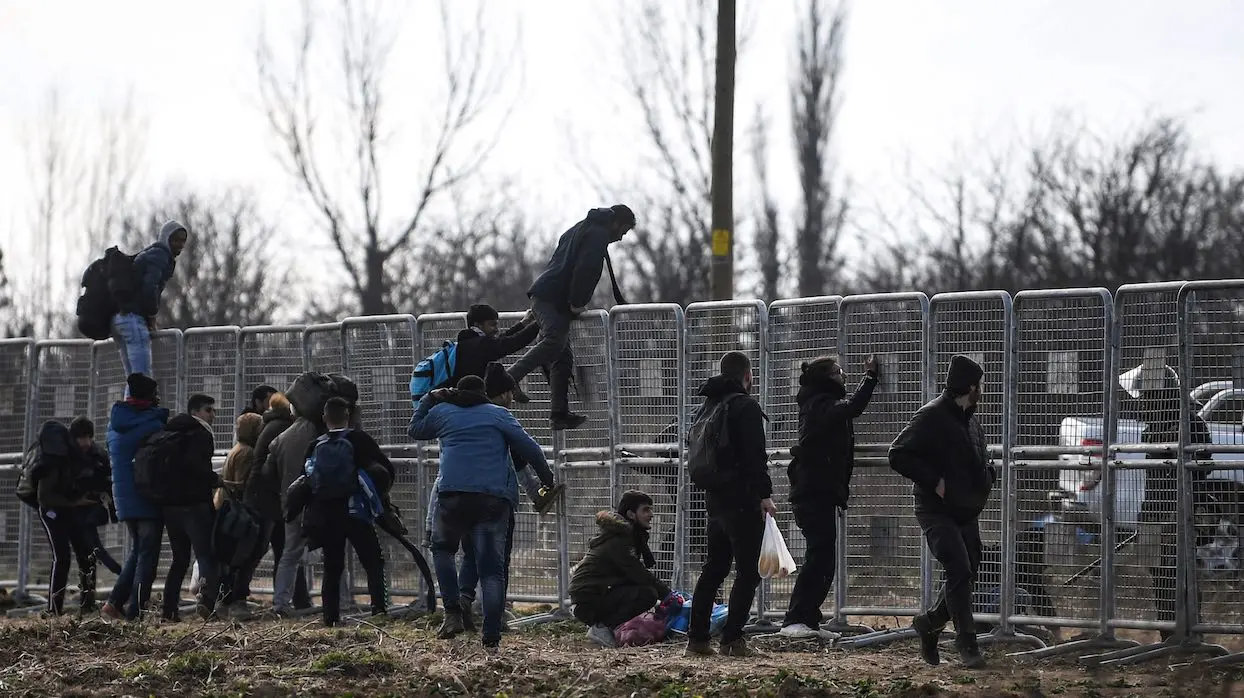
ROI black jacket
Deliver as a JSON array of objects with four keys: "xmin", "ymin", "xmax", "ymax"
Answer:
[
  {"xmin": 527, "ymin": 208, "xmax": 622, "ymax": 310},
  {"xmin": 162, "ymin": 413, "xmax": 219, "ymax": 506},
  {"xmin": 451, "ymin": 323, "xmax": 539, "ymax": 384},
  {"xmin": 788, "ymin": 372, "xmax": 877, "ymax": 508},
  {"xmin": 245, "ymin": 403, "xmax": 294, "ymax": 520},
  {"xmin": 888, "ymin": 391, "xmax": 996, "ymax": 522},
  {"xmin": 697, "ymin": 375, "xmax": 772, "ymax": 513},
  {"xmin": 569, "ymin": 511, "xmax": 671, "ymax": 606}
]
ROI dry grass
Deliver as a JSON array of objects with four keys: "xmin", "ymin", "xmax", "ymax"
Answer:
[{"xmin": 0, "ymin": 613, "xmax": 1242, "ymax": 697}]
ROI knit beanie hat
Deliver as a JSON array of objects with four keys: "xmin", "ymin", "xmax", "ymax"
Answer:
[{"xmin": 945, "ymin": 355, "xmax": 984, "ymax": 395}]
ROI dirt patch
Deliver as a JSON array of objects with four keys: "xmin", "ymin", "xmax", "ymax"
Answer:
[{"xmin": 0, "ymin": 616, "xmax": 1241, "ymax": 697}]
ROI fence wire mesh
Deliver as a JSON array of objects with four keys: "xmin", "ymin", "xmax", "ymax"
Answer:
[
  {"xmin": 838, "ymin": 294, "xmax": 928, "ymax": 616},
  {"xmin": 303, "ymin": 323, "xmax": 344, "ymax": 376},
  {"xmin": 1180, "ymin": 281, "xmax": 1244, "ymax": 634},
  {"xmin": 182, "ymin": 328, "xmax": 241, "ymax": 452},
  {"xmin": 1009, "ymin": 289, "xmax": 1112, "ymax": 631},
  {"xmin": 929, "ymin": 292, "xmax": 1010, "ymax": 622},
  {"xmin": 342, "ymin": 316, "xmax": 416, "ymax": 448},
  {"xmin": 241, "ymin": 326, "xmax": 306, "ymax": 403},
  {"xmin": 608, "ymin": 305, "xmax": 684, "ymax": 589},
  {"xmin": 763, "ymin": 297, "xmax": 842, "ymax": 618},
  {"xmin": 0, "ymin": 340, "xmax": 33, "ymax": 459}
]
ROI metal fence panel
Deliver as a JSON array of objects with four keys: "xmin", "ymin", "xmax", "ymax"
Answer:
[
  {"xmin": 241, "ymin": 325, "xmax": 307, "ymax": 399},
  {"xmin": 763, "ymin": 296, "xmax": 842, "ymax": 618},
  {"xmin": 1105, "ymin": 283, "xmax": 1186, "ymax": 632},
  {"xmin": 1178, "ymin": 280, "xmax": 1244, "ymax": 635},
  {"xmin": 1009, "ymin": 288, "xmax": 1112, "ymax": 631},
  {"xmin": 342, "ymin": 316, "xmax": 417, "ymax": 448},
  {"xmin": 0, "ymin": 339, "xmax": 34, "ymax": 459},
  {"xmin": 303, "ymin": 323, "xmax": 344, "ymax": 375},
  {"xmin": 90, "ymin": 330, "xmax": 182, "ymax": 441},
  {"xmin": 682, "ymin": 300, "xmax": 768, "ymax": 593},
  {"xmin": 608, "ymin": 304, "xmax": 684, "ymax": 588},
  {"xmin": 929, "ymin": 291, "xmax": 1011, "ymax": 622},
  {"xmin": 183, "ymin": 327, "xmax": 242, "ymax": 452},
  {"xmin": 838, "ymin": 293, "xmax": 929, "ymax": 617}
]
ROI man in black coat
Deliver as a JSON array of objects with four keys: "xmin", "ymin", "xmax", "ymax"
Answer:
[
  {"xmin": 889, "ymin": 355, "xmax": 995, "ymax": 668},
  {"xmin": 451, "ymin": 304, "xmax": 540, "ymax": 386},
  {"xmin": 780, "ymin": 354, "xmax": 879, "ymax": 639},
  {"xmin": 507, "ymin": 205, "xmax": 634, "ymax": 431},
  {"xmin": 684, "ymin": 352, "xmax": 777, "ymax": 658}
]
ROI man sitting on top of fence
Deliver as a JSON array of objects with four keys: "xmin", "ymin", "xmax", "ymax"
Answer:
[
  {"xmin": 112, "ymin": 221, "xmax": 188, "ymax": 394},
  {"xmin": 506, "ymin": 204, "xmax": 635, "ymax": 431},
  {"xmin": 889, "ymin": 355, "xmax": 995, "ymax": 669}
]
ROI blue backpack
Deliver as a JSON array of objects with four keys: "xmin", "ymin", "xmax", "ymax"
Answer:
[
  {"xmin": 411, "ymin": 342, "xmax": 458, "ymax": 405},
  {"xmin": 306, "ymin": 430, "xmax": 358, "ymax": 500}
]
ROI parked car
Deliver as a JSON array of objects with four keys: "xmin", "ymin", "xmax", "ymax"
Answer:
[{"xmin": 1057, "ymin": 366, "xmax": 1244, "ymax": 529}]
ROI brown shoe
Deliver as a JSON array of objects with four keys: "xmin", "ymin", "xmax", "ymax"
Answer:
[
  {"xmin": 684, "ymin": 639, "xmax": 715, "ymax": 657},
  {"xmin": 719, "ymin": 638, "xmax": 757, "ymax": 657}
]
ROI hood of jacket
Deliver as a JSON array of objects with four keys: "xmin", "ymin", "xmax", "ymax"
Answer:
[
  {"xmin": 797, "ymin": 373, "xmax": 846, "ymax": 406},
  {"xmin": 263, "ymin": 399, "xmax": 294, "ymax": 425},
  {"xmin": 236, "ymin": 412, "xmax": 263, "ymax": 447},
  {"xmin": 108, "ymin": 401, "xmax": 170, "ymax": 435},
  {"xmin": 697, "ymin": 375, "xmax": 749, "ymax": 402},
  {"xmin": 589, "ymin": 511, "xmax": 634, "ymax": 548},
  {"xmin": 167, "ymin": 412, "xmax": 212, "ymax": 434},
  {"xmin": 442, "ymin": 389, "xmax": 492, "ymax": 409},
  {"xmin": 158, "ymin": 220, "xmax": 187, "ymax": 251},
  {"xmin": 584, "ymin": 207, "xmax": 626, "ymax": 242}
]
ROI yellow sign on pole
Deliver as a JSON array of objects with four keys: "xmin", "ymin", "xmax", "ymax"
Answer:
[{"xmin": 712, "ymin": 228, "xmax": 731, "ymax": 257}]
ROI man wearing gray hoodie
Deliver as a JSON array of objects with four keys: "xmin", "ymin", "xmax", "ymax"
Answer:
[{"xmin": 113, "ymin": 221, "xmax": 188, "ymax": 387}]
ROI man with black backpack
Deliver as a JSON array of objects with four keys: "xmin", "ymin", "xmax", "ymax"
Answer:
[
  {"xmin": 684, "ymin": 351, "xmax": 776, "ymax": 658},
  {"xmin": 506, "ymin": 205, "xmax": 635, "ymax": 431},
  {"xmin": 145, "ymin": 393, "xmax": 222, "ymax": 621},
  {"xmin": 780, "ymin": 354, "xmax": 879, "ymax": 640},
  {"xmin": 285, "ymin": 397, "xmax": 392, "ymax": 626},
  {"xmin": 108, "ymin": 221, "xmax": 188, "ymax": 393}
]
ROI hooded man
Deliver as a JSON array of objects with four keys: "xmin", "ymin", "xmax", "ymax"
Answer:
[
  {"xmin": 507, "ymin": 205, "xmax": 635, "ymax": 431},
  {"xmin": 570, "ymin": 490, "xmax": 674, "ymax": 649},
  {"xmin": 889, "ymin": 355, "xmax": 996, "ymax": 668},
  {"xmin": 113, "ymin": 220, "xmax": 187, "ymax": 393},
  {"xmin": 408, "ymin": 371, "xmax": 550, "ymax": 651},
  {"xmin": 781, "ymin": 354, "xmax": 879, "ymax": 640}
]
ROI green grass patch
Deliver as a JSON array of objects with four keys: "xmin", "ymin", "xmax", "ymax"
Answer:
[{"xmin": 311, "ymin": 648, "xmax": 399, "ymax": 677}]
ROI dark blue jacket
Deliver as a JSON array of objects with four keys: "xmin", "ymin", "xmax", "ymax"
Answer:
[
  {"xmin": 107, "ymin": 401, "xmax": 170, "ymax": 521},
  {"xmin": 130, "ymin": 243, "xmax": 175, "ymax": 318},
  {"xmin": 527, "ymin": 208, "xmax": 622, "ymax": 310}
]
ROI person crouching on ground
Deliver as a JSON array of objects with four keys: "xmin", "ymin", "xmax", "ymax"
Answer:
[{"xmin": 570, "ymin": 490, "xmax": 674, "ymax": 648}]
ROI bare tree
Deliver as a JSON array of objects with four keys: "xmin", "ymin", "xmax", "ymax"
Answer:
[
  {"xmin": 257, "ymin": 0, "xmax": 514, "ymax": 316},
  {"xmin": 117, "ymin": 188, "xmax": 283, "ymax": 329},
  {"xmin": 791, "ymin": 0, "xmax": 849, "ymax": 297},
  {"xmin": 0, "ymin": 248, "xmax": 33, "ymax": 338},
  {"xmin": 750, "ymin": 106, "xmax": 783, "ymax": 302}
]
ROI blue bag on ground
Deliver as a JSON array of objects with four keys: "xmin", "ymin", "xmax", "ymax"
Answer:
[
  {"xmin": 411, "ymin": 342, "xmax": 458, "ymax": 404},
  {"xmin": 664, "ymin": 592, "xmax": 727, "ymax": 637}
]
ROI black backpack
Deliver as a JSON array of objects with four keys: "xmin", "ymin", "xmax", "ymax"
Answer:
[
  {"xmin": 687, "ymin": 394, "xmax": 748, "ymax": 491},
  {"xmin": 76, "ymin": 247, "xmax": 136, "ymax": 340},
  {"xmin": 213, "ymin": 492, "xmax": 265, "ymax": 568},
  {"xmin": 16, "ymin": 421, "xmax": 74, "ymax": 508},
  {"xmin": 133, "ymin": 430, "xmax": 188, "ymax": 504},
  {"xmin": 16, "ymin": 443, "xmax": 44, "ymax": 508}
]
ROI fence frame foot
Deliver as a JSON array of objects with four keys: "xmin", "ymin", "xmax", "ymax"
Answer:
[
  {"xmin": 1007, "ymin": 634, "xmax": 1137, "ymax": 660},
  {"xmin": 1084, "ymin": 637, "xmax": 1229, "ymax": 667}
]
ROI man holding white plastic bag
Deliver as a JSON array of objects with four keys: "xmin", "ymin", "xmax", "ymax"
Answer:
[
  {"xmin": 780, "ymin": 355, "xmax": 880, "ymax": 640},
  {"xmin": 684, "ymin": 351, "xmax": 777, "ymax": 659}
]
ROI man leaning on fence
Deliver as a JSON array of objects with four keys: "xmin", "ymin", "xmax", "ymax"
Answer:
[
  {"xmin": 889, "ymin": 355, "xmax": 995, "ymax": 668},
  {"xmin": 781, "ymin": 354, "xmax": 880, "ymax": 640},
  {"xmin": 113, "ymin": 221, "xmax": 187, "ymax": 393}
]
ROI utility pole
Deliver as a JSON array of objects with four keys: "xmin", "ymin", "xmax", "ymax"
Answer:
[{"xmin": 709, "ymin": 0, "xmax": 736, "ymax": 300}]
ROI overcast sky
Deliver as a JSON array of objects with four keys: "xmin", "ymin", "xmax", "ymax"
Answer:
[{"xmin": 2, "ymin": 0, "xmax": 1243, "ymax": 301}]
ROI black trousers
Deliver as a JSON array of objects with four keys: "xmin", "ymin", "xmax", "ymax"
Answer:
[
  {"xmin": 39, "ymin": 508, "xmax": 97, "ymax": 614},
  {"xmin": 229, "ymin": 519, "xmax": 312, "ymax": 607},
  {"xmin": 573, "ymin": 584, "xmax": 660, "ymax": 629},
  {"xmin": 916, "ymin": 509, "xmax": 982, "ymax": 647},
  {"xmin": 689, "ymin": 506, "xmax": 764, "ymax": 644},
  {"xmin": 320, "ymin": 508, "xmax": 388, "ymax": 624},
  {"xmin": 783, "ymin": 503, "xmax": 837, "ymax": 628}
]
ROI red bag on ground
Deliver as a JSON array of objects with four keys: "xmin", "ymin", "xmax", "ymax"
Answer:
[{"xmin": 613, "ymin": 611, "xmax": 668, "ymax": 647}]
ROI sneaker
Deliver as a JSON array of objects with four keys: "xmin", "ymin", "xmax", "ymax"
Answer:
[
  {"xmin": 685, "ymin": 639, "xmax": 715, "ymax": 657},
  {"xmin": 957, "ymin": 643, "xmax": 986, "ymax": 669},
  {"xmin": 438, "ymin": 612, "xmax": 466, "ymax": 639},
  {"xmin": 551, "ymin": 413, "xmax": 588, "ymax": 431},
  {"xmin": 532, "ymin": 484, "xmax": 567, "ymax": 515},
  {"xmin": 586, "ymin": 624, "xmax": 617, "ymax": 648},
  {"xmin": 779, "ymin": 623, "xmax": 819, "ymax": 639},
  {"xmin": 189, "ymin": 576, "xmax": 203, "ymax": 596},
  {"xmin": 912, "ymin": 614, "xmax": 941, "ymax": 666},
  {"xmin": 100, "ymin": 602, "xmax": 123, "ymax": 621},
  {"xmin": 719, "ymin": 638, "xmax": 757, "ymax": 657},
  {"xmin": 511, "ymin": 382, "xmax": 532, "ymax": 404}
]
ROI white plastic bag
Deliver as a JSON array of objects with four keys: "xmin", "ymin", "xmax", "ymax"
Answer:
[{"xmin": 758, "ymin": 513, "xmax": 797, "ymax": 578}]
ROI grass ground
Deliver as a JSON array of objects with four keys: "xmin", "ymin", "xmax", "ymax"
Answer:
[{"xmin": 1, "ymin": 610, "xmax": 1243, "ymax": 697}]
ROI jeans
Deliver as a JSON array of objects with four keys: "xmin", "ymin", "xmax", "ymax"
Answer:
[
  {"xmin": 460, "ymin": 509, "xmax": 515, "ymax": 604},
  {"xmin": 39, "ymin": 508, "xmax": 97, "ymax": 614},
  {"xmin": 689, "ymin": 506, "xmax": 764, "ymax": 644},
  {"xmin": 109, "ymin": 519, "xmax": 163, "ymax": 620},
  {"xmin": 916, "ymin": 509, "xmax": 983, "ymax": 647},
  {"xmin": 426, "ymin": 468, "xmax": 545, "ymax": 538},
  {"xmin": 162, "ymin": 504, "xmax": 218, "ymax": 615},
  {"xmin": 433, "ymin": 492, "xmax": 513, "ymax": 646},
  {"xmin": 274, "ymin": 518, "xmax": 349, "ymax": 612},
  {"xmin": 112, "ymin": 313, "xmax": 152, "ymax": 393},
  {"xmin": 573, "ymin": 585, "xmax": 660, "ymax": 629},
  {"xmin": 783, "ymin": 503, "xmax": 838, "ymax": 629},
  {"xmin": 507, "ymin": 299, "xmax": 575, "ymax": 415},
  {"xmin": 320, "ymin": 507, "xmax": 388, "ymax": 624}
]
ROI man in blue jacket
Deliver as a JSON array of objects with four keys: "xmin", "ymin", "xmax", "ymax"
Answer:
[
  {"xmin": 101, "ymin": 373, "xmax": 170, "ymax": 621},
  {"xmin": 408, "ymin": 374, "xmax": 549, "ymax": 650},
  {"xmin": 507, "ymin": 205, "xmax": 634, "ymax": 431},
  {"xmin": 113, "ymin": 220, "xmax": 187, "ymax": 391}
]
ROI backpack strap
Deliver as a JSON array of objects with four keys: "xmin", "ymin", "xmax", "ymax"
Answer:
[{"xmin": 604, "ymin": 250, "xmax": 628, "ymax": 306}]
